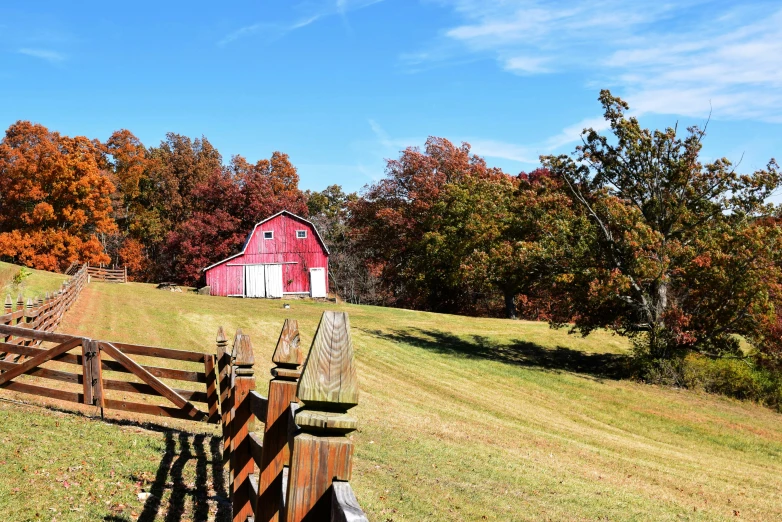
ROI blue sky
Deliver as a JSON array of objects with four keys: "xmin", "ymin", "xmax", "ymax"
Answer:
[{"xmin": 1, "ymin": 0, "xmax": 781, "ymax": 195}]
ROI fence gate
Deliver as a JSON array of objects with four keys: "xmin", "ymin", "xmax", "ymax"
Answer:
[{"xmin": 0, "ymin": 324, "xmax": 219, "ymax": 424}]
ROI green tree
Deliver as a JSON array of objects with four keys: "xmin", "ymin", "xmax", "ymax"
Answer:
[{"xmin": 541, "ymin": 90, "xmax": 782, "ymax": 367}]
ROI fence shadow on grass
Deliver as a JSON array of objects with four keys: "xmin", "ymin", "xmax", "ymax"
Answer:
[
  {"xmin": 366, "ymin": 328, "xmax": 633, "ymax": 380},
  {"xmin": 0, "ymin": 400, "xmax": 231, "ymax": 522},
  {"xmin": 131, "ymin": 431, "xmax": 231, "ymax": 522}
]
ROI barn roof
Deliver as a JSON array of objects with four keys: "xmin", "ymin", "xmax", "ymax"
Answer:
[{"xmin": 202, "ymin": 210, "xmax": 330, "ymax": 272}]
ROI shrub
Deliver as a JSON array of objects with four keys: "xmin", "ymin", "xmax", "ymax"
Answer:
[{"xmin": 680, "ymin": 353, "xmax": 782, "ymax": 410}]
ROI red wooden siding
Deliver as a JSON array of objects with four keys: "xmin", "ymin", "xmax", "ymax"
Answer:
[{"xmin": 204, "ymin": 212, "xmax": 329, "ymax": 297}]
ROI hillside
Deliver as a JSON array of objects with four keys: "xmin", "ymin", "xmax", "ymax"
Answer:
[{"xmin": 2, "ymin": 269, "xmax": 782, "ymax": 521}]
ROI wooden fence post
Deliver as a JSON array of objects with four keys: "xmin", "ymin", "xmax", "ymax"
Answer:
[
  {"xmin": 216, "ymin": 327, "xmax": 234, "ymax": 468},
  {"xmin": 231, "ymin": 334, "xmax": 256, "ymax": 522},
  {"xmin": 16, "ymin": 294, "xmax": 23, "ymax": 329},
  {"xmin": 256, "ymin": 318, "xmax": 303, "ymax": 522},
  {"xmin": 285, "ymin": 312, "xmax": 359, "ymax": 522},
  {"xmin": 1, "ymin": 295, "xmax": 11, "ymax": 351}
]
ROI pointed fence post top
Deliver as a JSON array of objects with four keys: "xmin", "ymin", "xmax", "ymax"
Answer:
[
  {"xmin": 17, "ymin": 293, "xmax": 23, "ymax": 308},
  {"xmin": 296, "ymin": 311, "xmax": 359, "ymax": 433},
  {"xmin": 25, "ymin": 297, "xmax": 33, "ymax": 309},
  {"xmin": 233, "ymin": 333, "xmax": 255, "ymax": 374},
  {"xmin": 4, "ymin": 294, "xmax": 12, "ymax": 311},
  {"xmin": 216, "ymin": 325, "xmax": 227, "ymax": 345},
  {"xmin": 272, "ymin": 318, "xmax": 302, "ymax": 367}
]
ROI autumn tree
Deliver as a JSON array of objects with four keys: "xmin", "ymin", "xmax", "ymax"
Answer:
[
  {"xmin": 350, "ymin": 137, "xmax": 514, "ymax": 313},
  {"xmin": 0, "ymin": 121, "xmax": 116, "ymax": 271},
  {"xmin": 541, "ymin": 90, "xmax": 782, "ymax": 368},
  {"xmin": 164, "ymin": 152, "xmax": 309, "ymax": 286}
]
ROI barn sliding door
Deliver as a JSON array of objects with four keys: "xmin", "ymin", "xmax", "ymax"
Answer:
[
  {"xmin": 265, "ymin": 264, "xmax": 283, "ymax": 298},
  {"xmin": 244, "ymin": 265, "xmax": 266, "ymax": 298},
  {"xmin": 310, "ymin": 267, "xmax": 327, "ymax": 298}
]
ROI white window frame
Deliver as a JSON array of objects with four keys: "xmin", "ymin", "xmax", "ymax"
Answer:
[
  {"xmin": 296, "ymin": 230, "xmax": 307, "ymax": 239},
  {"xmin": 263, "ymin": 230, "xmax": 274, "ymax": 240}
]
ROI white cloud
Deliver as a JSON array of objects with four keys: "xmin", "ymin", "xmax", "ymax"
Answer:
[
  {"xmin": 17, "ymin": 48, "xmax": 65, "ymax": 63},
  {"xmin": 467, "ymin": 139, "xmax": 537, "ymax": 163},
  {"xmin": 364, "ymin": 116, "xmax": 611, "ymax": 173},
  {"xmin": 419, "ymin": 1, "xmax": 782, "ymax": 122},
  {"xmin": 219, "ymin": 0, "xmax": 384, "ymax": 46}
]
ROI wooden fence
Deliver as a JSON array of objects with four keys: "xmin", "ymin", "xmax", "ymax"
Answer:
[
  {"xmin": 219, "ymin": 312, "xmax": 368, "ymax": 522},
  {"xmin": 86, "ymin": 264, "xmax": 127, "ymax": 283},
  {"xmin": 1, "ymin": 264, "xmax": 88, "ymax": 348},
  {"xmin": 0, "ymin": 262, "xmax": 366, "ymax": 520}
]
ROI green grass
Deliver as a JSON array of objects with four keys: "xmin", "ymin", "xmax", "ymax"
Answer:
[
  {"xmin": 0, "ymin": 261, "xmax": 68, "ymax": 302},
  {"xmin": 2, "ymin": 266, "xmax": 782, "ymax": 521}
]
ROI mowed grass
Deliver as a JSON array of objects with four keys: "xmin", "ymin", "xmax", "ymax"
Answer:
[{"xmin": 1, "ymin": 268, "xmax": 782, "ymax": 521}]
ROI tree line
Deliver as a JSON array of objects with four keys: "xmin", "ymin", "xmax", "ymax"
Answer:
[{"xmin": 1, "ymin": 90, "xmax": 781, "ymax": 399}]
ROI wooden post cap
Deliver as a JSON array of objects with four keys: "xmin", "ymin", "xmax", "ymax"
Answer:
[
  {"xmin": 298, "ymin": 312, "xmax": 358, "ymax": 406},
  {"xmin": 216, "ymin": 326, "xmax": 227, "ymax": 345},
  {"xmin": 233, "ymin": 333, "xmax": 255, "ymax": 375},
  {"xmin": 26, "ymin": 298, "xmax": 33, "ymax": 309},
  {"xmin": 296, "ymin": 312, "xmax": 359, "ymax": 433},
  {"xmin": 4, "ymin": 294, "xmax": 11, "ymax": 310},
  {"xmin": 17, "ymin": 294, "xmax": 23, "ymax": 307},
  {"xmin": 272, "ymin": 319, "xmax": 303, "ymax": 379}
]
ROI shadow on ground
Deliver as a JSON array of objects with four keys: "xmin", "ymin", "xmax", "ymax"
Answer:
[
  {"xmin": 0, "ymin": 399, "xmax": 231, "ymax": 522},
  {"xmin": 366, "ymin": 328, "xmax": 633, "ymax": 380},
  {"xmin": 129, "ymin": 431, "xmax": 231, "ymax": 522}
]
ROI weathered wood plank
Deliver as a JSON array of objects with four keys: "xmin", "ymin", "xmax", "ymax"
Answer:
[
  {"xmin": 100, "ymin": 342, "xmax": 206, "ymax": 421},
  {"xmin": 0, "ymin": 337, "xmax": 83, "ymax": 386},
  {"xmin": 205, "ymin": 354, "xmax": 220, "ymax": 423},
  {"xmin": 92, "ymin": 340, "xmax": 105, "ymax": 410},
  {"xmin": 286, "ymin": 312, "xmax": 360, "ymax": 522},
  {"xmin": 103, "ymin": 399, "xmax": 212, "ymax": 421},
  {"xmin": 249, "ymin": 391, "xmax": 268, "ymax": 422},
  {"xmin": 297, "ymin": 312, "xmax": 358, "ymax": 406},
  {"xmin": 82, "ymin": 339, "xmax": 94, "ymax": 406},
  {"xmin": 249, "ymin": 432, "xmax": 263, "ymax": 468},
  {"xmin": 110, "ymin": 342, "xmax": 206, "ymax": 363},
  {"xmin": 3, "ymin": 380, "xmax": 84, "ymax": 404},
  {"xmin": 231, "ymin": 334, "xmax": 256, "ymax": 522},
  {"xmin": 0, "ymin": 342, "xmax": 207, "ymax": 383},
  {"xmin": 331, "ymin": 482, "xmax": 369, "ymax": 522},
  {"xmin": 216, "ymin": 327, "xmax": 234, "ymax": 467},
  {"xmin": 101, "ymin": 378, "xmax": 209, "ymax": 403},
  {"xmin": 0, "ymin": 360, "xmax": 83, "ymax": 385},
  {"xmin": 257, "ymin": 319, "xmax": 303, "ymax": 522},
  {"xmin": 0, "ymin": 323, "xmax": 78, "ymax": 343}
]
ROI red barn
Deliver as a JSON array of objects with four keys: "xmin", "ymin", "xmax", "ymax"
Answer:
[{"xmin": 203, "ymin": 210, "xmax": 329, "ymax": 298}]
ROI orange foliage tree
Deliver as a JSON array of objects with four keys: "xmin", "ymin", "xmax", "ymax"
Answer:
[{"xmin": 0, "ymin": 121, "xmax": 116, "ymax": 271}]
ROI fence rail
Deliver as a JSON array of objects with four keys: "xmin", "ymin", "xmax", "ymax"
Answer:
[
  {"xmin": 86, "ymin": 265, "xmax": 127, "ymax": 283},
  {"xmin": 1, "ymin": 262, "xmax": 367, "ymax": 521}
]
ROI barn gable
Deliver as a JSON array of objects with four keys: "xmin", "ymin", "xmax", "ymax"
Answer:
[{"xmin": 203, "ymin": 211, "xmax": 329, "ymax": 298}]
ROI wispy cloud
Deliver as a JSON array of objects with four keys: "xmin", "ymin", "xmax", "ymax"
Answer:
[
  {"xmin": 219, "ymin": 0, "xmax": 384, "ymax": 46},
  {"xmin": 416, "ymin": 1, "xmax": 782, "ymax": 122},
  {"xmin": 365, "ymin": 116, "xmax": 610, "ymax": 174},
  {"xmin": 17, "ymin": 48, "xmax": 66, "ymax": 63}
]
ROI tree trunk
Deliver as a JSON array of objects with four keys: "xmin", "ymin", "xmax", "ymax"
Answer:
[{"xmin": 504, "ymin": 291, "xmax": 517, "ymax": 320}]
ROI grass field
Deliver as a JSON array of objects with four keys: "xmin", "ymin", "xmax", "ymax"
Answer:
[
  {"xmin": 0, "ymin": 261, "xmax": 68, "ymax": 302},
  {"xmin": 2, "ymin": 268, "xmax": 782, "ymax": 521}
]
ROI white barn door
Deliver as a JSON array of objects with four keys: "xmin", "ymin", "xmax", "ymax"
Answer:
[
  {"xmin": 265, "ymin": 264, "xmax": 284, "ymax": 298},
  {"xmin": 244, "ymin": 265, "xmax": 266, "ymax": 298},
  {"xmin": 309, "ymin": 267, "xmax": 327, "ymax": 298}
]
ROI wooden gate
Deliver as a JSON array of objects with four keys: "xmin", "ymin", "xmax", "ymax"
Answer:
[{"xmin": 0, "ymin": 324, "xmax": 218, "ymax": 424}]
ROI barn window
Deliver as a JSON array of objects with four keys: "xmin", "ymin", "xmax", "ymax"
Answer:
[
  {"xmin": 296, "ymin": 230, "xmax": 307, "ymax": 239},
  {"xmin": 263, "ymin": 231, "xmax": 273, "ymax": 240}
]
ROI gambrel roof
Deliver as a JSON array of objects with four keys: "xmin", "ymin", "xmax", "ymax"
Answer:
[{"xmin": 202, "ymin": 210, "xmax": 329, "ymax": 272}]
